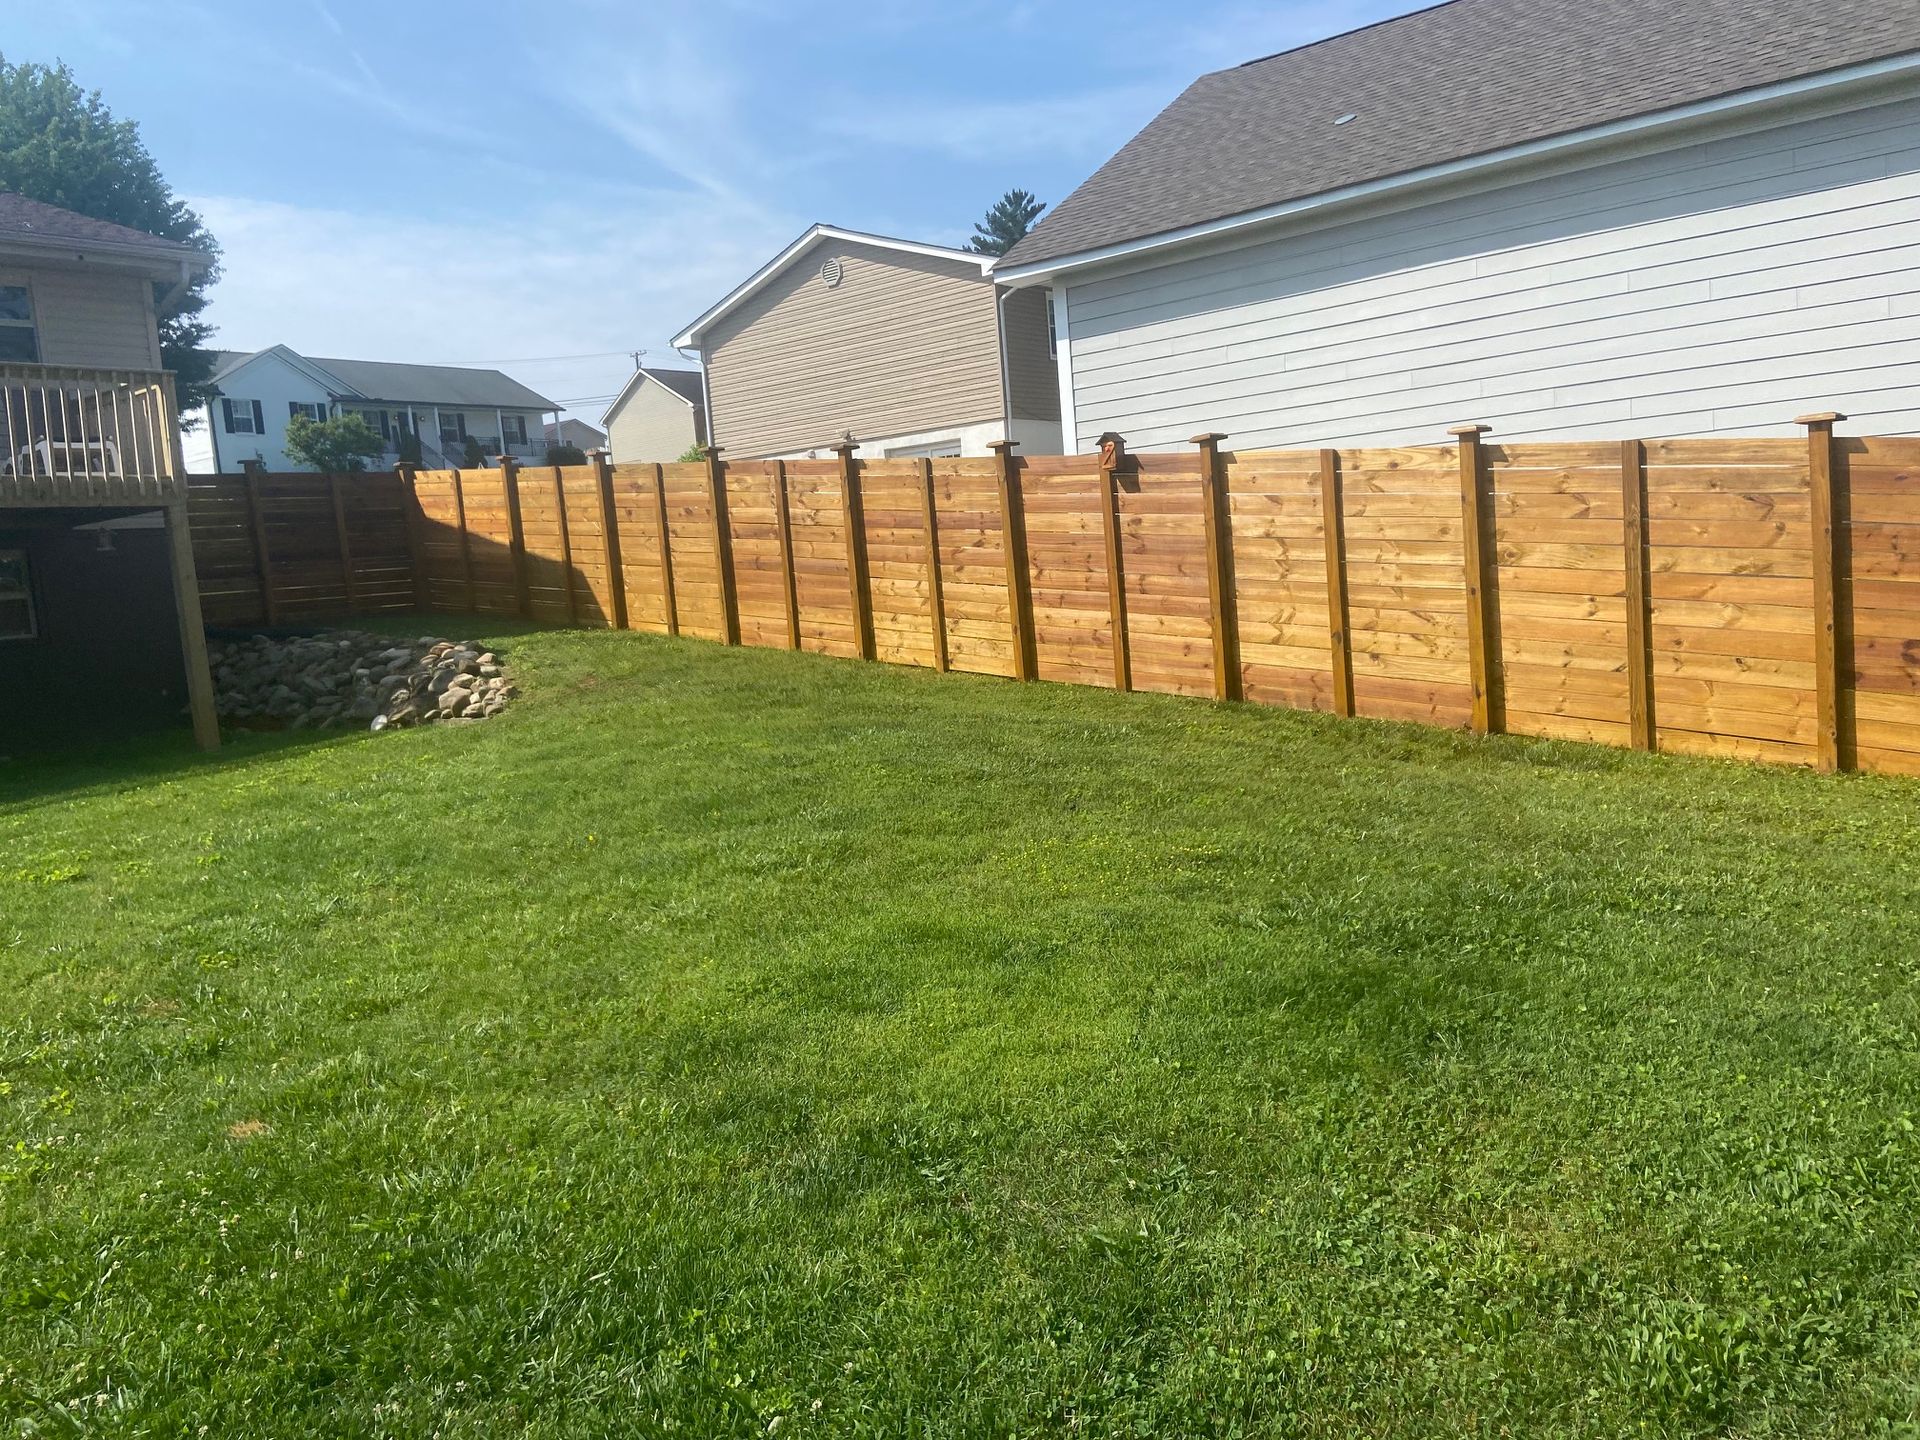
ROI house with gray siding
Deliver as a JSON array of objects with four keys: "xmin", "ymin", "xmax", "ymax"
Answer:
[
  {"xmin": 995, "ymin": 0, "xmax": 1920, "ymax": 452},
  {"xmin": 600, "ymin": 366, "xmax": 706, "ymax": 462},
  {"xmin": 671, "ymin": 225, "xmax": 1060, "ymax": 460}
]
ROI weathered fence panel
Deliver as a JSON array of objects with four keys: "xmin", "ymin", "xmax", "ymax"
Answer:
[{"xmin": 181, "ymin": 420, "xmax": 1920, "ymax": 777}]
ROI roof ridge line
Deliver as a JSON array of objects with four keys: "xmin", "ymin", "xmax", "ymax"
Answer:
[{"xmin": 1232, "ymin": 0, "xmax": 1469, "ymax": 70}]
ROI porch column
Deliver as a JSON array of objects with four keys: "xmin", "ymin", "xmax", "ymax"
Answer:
[{"xmin": 165, "ymin": 500, "xmax": 220, "ymax": 751}]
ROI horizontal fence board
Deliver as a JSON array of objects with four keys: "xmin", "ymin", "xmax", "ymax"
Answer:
[{"xmin": 176, "ymin": 430, "xmax": 1920, "ymax": 776}]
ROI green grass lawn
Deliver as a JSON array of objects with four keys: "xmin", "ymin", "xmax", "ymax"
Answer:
[{"xmin": 5, "ymin": 623, "xmax": 1920, "ymax": 1437}]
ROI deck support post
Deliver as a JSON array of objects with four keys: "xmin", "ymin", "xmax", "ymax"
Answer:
[{"xmin": 165, "ymin": 500, "xmax": 220, "ymax": 751}]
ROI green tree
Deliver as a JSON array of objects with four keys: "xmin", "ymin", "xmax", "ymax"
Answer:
[
  {"xmin": 965, "ymin": 189, "xmax": 1045, "ymax": 256},
  {"xmin": 545, "ymin": 443, "xmax": 588, "ymax": 466},
  {"xmin": 675, "ymin": 443, "xmax": 707, "ymax": 464},
  {"xmin": 0, "ymin": 55, "xmax": 220, "ymax": 417},
  {"xmin": 284, "ymin": 413, "xmax": 385, "ymax": 473}
]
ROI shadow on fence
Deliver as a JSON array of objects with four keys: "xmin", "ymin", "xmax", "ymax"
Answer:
[{"xmin": 182, "ymin": 418, "xmax": 1920, "ymax": 779}]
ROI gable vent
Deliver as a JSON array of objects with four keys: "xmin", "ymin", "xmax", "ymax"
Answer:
[{"xmin": 820, "ymin": 257, "xmax": 844, "ymax": 289}]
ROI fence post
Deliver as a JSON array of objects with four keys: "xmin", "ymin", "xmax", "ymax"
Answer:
[
  {"xmin": 590, "ymin": 450, "xmax": 628, "ymax": 630},
  {"xmin": 1620, "ymin": 439, "xmax": 1654, "ymax": 750},
  {"xmin": 1098, "ymin": 432, "xmax": 1131, "ymax": 693},
  {"xmin": 834, "ymin": 440, "xmax": 875, "ymax": 660},
  {"xmin": 240, "ymin": 458, "xmax": 280, "ymax": 626},
  {"xmin": 1449, "ymin": 423, "xmax": 1500, "ymax": 735},
  {"xmin": 918, "ymin": 457, "xmax": 948, "ymax": 673},
  {"xmin": 1193, "ymin": 432, "xmax": 1241, "ymax": 701},
  {"xmin": 327, "ymin": 473, "xmax": 360, "ymax": 614},
  {"xmin": 1798, "ymin": 411, "xmax": 1850, "ymax": 772},
  {"xmin": 551, "ymin": 463, "xmax": 579, "ymax": 626},
  {"xmin": 1318, "ymin": 448, "xmax": 1354, "ymax": 717},
  {"xmin": 991, "ymin": 439, "xmax": 1037, "ymax": 681},
  {"xmin": 773, "ymin": 460, "xmax": 801, "ymax": 650},
  {"xmin": 652, "ymin": 462, "xmax": 679, "ymax": 636},
  {"xmin": 703, "ymin": 444, "xmax": 740, "ymax": 645},
  {"xmin": 395, "ymin": 461, "xmax": 429, "ymax": 611},
  {"xmin": 499, "ymin": 454, "xmax": 532, "ymax": 618}
]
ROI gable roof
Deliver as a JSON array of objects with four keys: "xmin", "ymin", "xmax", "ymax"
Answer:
[
  {"xmin": 0, "ymin": 191, "xmax": 211, "ymax": 269},
  {"xmin": 601, "ymin": 366, "xmax": 709, "ymax": 439},
  {"xmin": 207, "ymin": 346, "xmax": 557, "ymax": 410},
  {"xmin": 999, "ymin": 0, "xmax": 1920, "ymax": 273},
  {"xmin": 671, "ymin": 224, "xmax": 992, "ymax": 348}
]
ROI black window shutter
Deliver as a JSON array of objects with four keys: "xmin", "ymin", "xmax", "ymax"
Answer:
[
  {"xmin": 252, "ymin": 400, "xmax": 265, "ymax": 433},
  {"xmin": 289, "ymin": 401, "xmax": 303, "ymax": 419},
  {"xmin": 222, "ymin": 398, "xmax": 235, "ymax": 432}
]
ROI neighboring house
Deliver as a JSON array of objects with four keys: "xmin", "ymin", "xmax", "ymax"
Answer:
[
  {"xmin": 670, "ymin": 225, "xmax": 1060, "ymax": 460},
  {"xmin": 544, "ymin": 417, "xmax": 607, "ymax": 453},
  {"xmin": 182, "ymin": 345, "xmax": 559, "ymax": 472},
  {"xmin": 600, "ymin": 366, "xmax": 707, "ymax": 461},
  {"xmin": 995, "ymin": 0, "xmax": 1920, "ymax": 451},
  {"xmin": 0, "ymin": 192, "xmax": 220, "ymax": 747}
]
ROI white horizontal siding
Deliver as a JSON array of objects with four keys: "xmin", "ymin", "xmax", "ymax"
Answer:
[{"xmin": 1065, "ymin": 88, "xmax": 1920, "ymax": 451}]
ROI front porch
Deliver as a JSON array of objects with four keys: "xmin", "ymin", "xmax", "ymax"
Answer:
[{"xmin": 1, "ymin": 362, "xmax": 218, "ymax": 749}]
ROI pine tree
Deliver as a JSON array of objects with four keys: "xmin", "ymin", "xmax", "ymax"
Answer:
[
  {"xmin": 966, "ymin": 189, "xmax": 1046, "ymax": 257},
  {"xmin": 0, "ymin": 55, "xmax": 221, "ymax": 417}
]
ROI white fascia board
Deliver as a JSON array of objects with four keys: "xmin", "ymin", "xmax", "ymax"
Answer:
[
  {"xmin": 671, "ymin": 223, "xmax": 993, "ymax": 347},
  {"xmin": 992, "ymin": 51, "xmax": 1920, "ymax": 287}
]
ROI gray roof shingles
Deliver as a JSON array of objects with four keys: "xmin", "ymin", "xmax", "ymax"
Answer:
[
  {"xmin": 209, "ymin": 349, "xmax": 558, "ymax": 409},
  {"xmin": 640, "ymin": 366, "xmax": 705, "ymax": 408},
  {"xmin": 1002, "ymin": 0, "xmax": 1920, "ymax": 268},
  {"xmin": 0, "ymin": 191, "xmax": 206, "ymax": 258}
]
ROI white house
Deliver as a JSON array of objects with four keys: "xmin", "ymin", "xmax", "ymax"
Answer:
[
  {"xmin": 994, "ymin": 0, "xmax": 1920, "ymax": 451},
  {"xmin": 183, "ymin": 345, "xmax": 559, "ymax": 472}
]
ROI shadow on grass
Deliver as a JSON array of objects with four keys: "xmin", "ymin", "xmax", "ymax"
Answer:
[
  {"xmin": 3, "ymin": 613, "xmax": 558, "ymax": 810},
  {"xmin": 0, "ymin": 724, "xmax": 376, "ymax": 811}
]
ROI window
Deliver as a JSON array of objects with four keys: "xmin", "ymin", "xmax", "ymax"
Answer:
[
  {"xmin": 502, "ymin": 414, "xmax": 527, "ymax": 445},
  {"xmin": 288, "ymin": 401, "xmax": 328, "ymax": 423},
  {"xmin": 350, "ymin": 408, "xmax": 391, "ymax": 441},
  {"xmin": 1045, "ymin": 292, "xmax": 1057, "ymax": 359},
  {"xmin": 438, "ymin": 412, "xmax": 467, "ymax": 445},
  {"xmin": 0, "ymin": 548, "xmax": 35, "ymax": 641},
  {"xmin": 222, "ymin": 397, "xmax": 265, "ymax": 435},
  {"xmin": 0, "ymin": 284, "xmax": 38, "ymax": 363}
]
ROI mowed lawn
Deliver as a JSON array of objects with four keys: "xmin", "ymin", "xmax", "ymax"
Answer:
[{"xmin": 5, "ymin": 624, "xmax": 1920, "ymax": 1438}]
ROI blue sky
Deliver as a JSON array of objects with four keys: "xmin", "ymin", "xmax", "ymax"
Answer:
[{"xmin": 17, "ymin": 0, "xmax": 1412, "ymax": 420}]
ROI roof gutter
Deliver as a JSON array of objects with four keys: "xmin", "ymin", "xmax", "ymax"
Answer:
[{"xmin": 992, "ymin": 49, "xmax": 1920, "ymax": 286}]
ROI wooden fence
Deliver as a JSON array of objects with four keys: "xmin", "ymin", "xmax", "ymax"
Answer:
[{"xmin": 182, "ymin": 419, "xmax": 1920, "ymax": 778}]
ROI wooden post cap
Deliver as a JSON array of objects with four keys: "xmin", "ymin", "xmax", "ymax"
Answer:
[
  {"xmin": 1189, "ymin": 432, "xmax": 1228, "ymax": 445},
  {"xmin": 700, "ymin": 444, "xmax": 724, "ymax": 459},
  {"xmin": 1447, "ymin": 423, "xmax": 1493, "ymax": 436},
  {"xmin": 1794, "ymin": 412, "xmax": 1847, "ymax": 426},
  {"xmin": 829, "ymin": 439, "xmax": 858, "ymax": 457},
  {"xmin": 987, "ymin": 439, "xmax": 1019, "ymax": 454}
]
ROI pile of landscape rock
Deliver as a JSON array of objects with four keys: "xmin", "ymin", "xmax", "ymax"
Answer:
[{"xmin": 208, "ymin": 630, "xmax": 515, "ymax": 731}]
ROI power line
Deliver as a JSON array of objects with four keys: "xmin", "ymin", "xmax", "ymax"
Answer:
[{"xmin": 425, "ymin": 349, "xmax": 644, "ymax": 367}]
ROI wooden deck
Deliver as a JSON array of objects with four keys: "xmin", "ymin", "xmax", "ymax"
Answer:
[{"xmin": 0, "ymin": 362, "xmax": 182, "ymax": 508}]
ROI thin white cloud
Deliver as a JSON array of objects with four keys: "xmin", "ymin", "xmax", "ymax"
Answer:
[{"xmin": 186, "ymin": 191, "xmax": 798, "ymax": 420}]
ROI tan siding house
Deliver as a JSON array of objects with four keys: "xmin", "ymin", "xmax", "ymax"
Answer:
[
  {"xmin": 672, "ymin": 226, "xmax": 1062, "ymax": 460},
  {"xmin": 601, "ymin": 367, "xmax": 707, "ymax": 462},
  {"xmin": 5, "ymin": 266, "xmax": 161, "ymax": 369}
]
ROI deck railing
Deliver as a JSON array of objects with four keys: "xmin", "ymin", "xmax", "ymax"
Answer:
[{"xmin": 0, "ymin": 362, "xmax": 182, "ymax": 505}]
